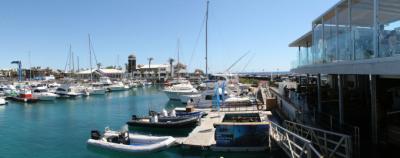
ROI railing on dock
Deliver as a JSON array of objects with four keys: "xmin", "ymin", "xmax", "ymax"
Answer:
[
  {"xmin": 315, "ymin": 112, "xmax": 360, "ymax": 158},
  {"xmin": 269, "ymin": 121, "xmax": 323, "ymax": 158},
  {"xmin": 283, "ymin": 121, "xmax": 352, "ymax": 158}
]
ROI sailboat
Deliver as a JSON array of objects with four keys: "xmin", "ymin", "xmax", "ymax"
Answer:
[{"xmin": 86, "ymin": 34, "xmax": 106, "ymax": 95}]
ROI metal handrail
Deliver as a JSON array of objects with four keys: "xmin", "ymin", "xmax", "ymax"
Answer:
[
  {"xmin": 269, "ymin": 121, "xmax": 323, "ymax": 158},
  {"xmin": 283, "ymin": 120, "xmax": 352, "ymax": 158}
]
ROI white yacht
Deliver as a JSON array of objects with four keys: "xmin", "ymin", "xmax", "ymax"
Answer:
[
  {"xmin": 193, "ymin": 88, "xmax": 226, "ymax": 108},
  {"xmin": 55, "ymin": 84, "xmax": 83, "ymax": 98},
  {"xmin": 32, "ymin": 87, "xmax": 59, "ymax": 101},
  {"xmin": 86, "ymin": 83, "xmax": 106, "ymax": 95},
  {"xmin": 163, "ymin": 83, "xmax": 199, "ymax": 100},
  {"xmin": 99, "ymin": 77, "xmax": 128, "ymax": 92},
  {"xmin": 107, "ymin": 82, "xmax": 129, "ymax": 91}
]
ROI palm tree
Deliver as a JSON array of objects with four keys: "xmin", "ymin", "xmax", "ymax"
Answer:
[
  {"xmin": 147, "ymin": 57, "xmax": 154, "ymax": 69},
  {"xmin": 168, "ymin": 58, "xmax": 174, "ymax": 78}
]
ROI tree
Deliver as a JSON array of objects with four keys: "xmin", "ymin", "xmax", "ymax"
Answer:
[
  {"xmin": 147, "ymin": 57, "xmax": 154, "ymax": 69},
  {"xmin": 105, "ymin": 65, "xmax": 114, "ymax": 69}
]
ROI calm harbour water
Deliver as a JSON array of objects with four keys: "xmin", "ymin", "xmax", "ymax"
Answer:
[{"xmin": 0, "ymin": 86, "xmax": 283, "ymax": 158}]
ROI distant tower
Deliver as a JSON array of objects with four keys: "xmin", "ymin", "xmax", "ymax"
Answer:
[{"xmin": 128, "ymin": 53, "xmax": 136, "ymax": 73}]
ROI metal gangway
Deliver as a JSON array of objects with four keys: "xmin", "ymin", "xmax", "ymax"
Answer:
[
  {"xmin": 283, "ymin": 121, "xmax": 352, "ymax": 158},
  {"xmin": 269, "ymin": 121, "xmax": 323, "ymax": 158}
]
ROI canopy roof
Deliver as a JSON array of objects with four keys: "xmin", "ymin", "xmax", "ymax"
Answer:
[{"xmin": 289, "ymin": 31, "xmax": 312, "ymax": 47}]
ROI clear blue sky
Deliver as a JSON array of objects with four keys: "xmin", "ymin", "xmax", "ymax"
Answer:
[{"xmin": 0, "ymin": 0, "xmax": 338, "ymax": 73}]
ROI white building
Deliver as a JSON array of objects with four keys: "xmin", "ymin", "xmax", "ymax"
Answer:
[{"xmin": 77, "ymin": 68, "xmax": 124, "ymax": 80}]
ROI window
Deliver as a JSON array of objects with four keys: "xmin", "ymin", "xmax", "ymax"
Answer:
[
  {"xmin": 351, "ymin": 0, "xmax": 374, "ymax": 60},
  {"xmin": 378, "ymin": 0, "xmax": 400, "ymax": 57},
  {"xmin": 337, "ymin": 2, "xmax": 352, "ymax": 60}
]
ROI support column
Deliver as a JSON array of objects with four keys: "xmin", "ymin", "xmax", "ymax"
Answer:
[
  {"xmin": 369, "ymin": 74, "xmax": 378, "ymax": 144},
  {"xmin": 317, "ymin": 74, "xmax": 322, "ymax": 113},
  {"xmin": 338, "ymin": 74, "xmax": 344, "ymax": 125},
  {"xmin": 373, "ymin": 0, "xmax": 379, "ymax": 58}
]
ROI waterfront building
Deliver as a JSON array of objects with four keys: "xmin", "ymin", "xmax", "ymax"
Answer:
[
  {"xmin": 127, "ymin": 54, "xmax": 136, "ymax": 73},
  {"xmin": 77, "ymin": 68, "xmax": 124, "ymax": 80},
  {"xmin": 134, "ymin": 64, "xmax": 171, "ymax": 81},
  {"xmin": 284, "ymin": 0, "xmax": 400, "ymax": 156}
]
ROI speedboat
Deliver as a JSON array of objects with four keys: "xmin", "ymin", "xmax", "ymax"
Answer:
[
  {"xmin": 32, "ymin": 87, "xmax": 59, "ymax": 101},
  {"xmin": 193, "ymin": 88, "xmax": 227, "ymax": 108},
  {"xmin": 55, "ymin": 84, "xmax": 83, "ymax": 98},
  {"xmin": 173, "ymin": 107, "xmax": 207, "ymax": 118},
  {"xmin": 86, "ymin": 83, "xmax": 106, "ymax": 95},
  {"xmin": 10, "ymin": 88, "xmax": 39, "ymax": 103},
  {"xmin": 98, "ymin": 77, "xmax": 127, "ymax": 92},
  {"xmin": 107, "ymin": 82, "xmax": 129, "ymax": 91},
  {"xmin": 87, "ymin": 127, "xmax": 176, "ymax": 153},
  {"xmin": 127, "ymin": 114, "xmax": 200, "ymax": 128},
  {"xmin": 163, "ymin": 83, "xmax": 199, "ymax": 100},
  {"xmin": 0, "ymin": 97, "xmax": 7, "ymax": 105}
]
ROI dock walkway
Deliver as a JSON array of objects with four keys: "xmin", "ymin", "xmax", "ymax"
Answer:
[
  {"xmin": 178, "ymin": 110, "xmax": 271, "ymax": 150},
  {"xmin": 181, "ymin": 111, "xmax": 222, "ymax": 148}
]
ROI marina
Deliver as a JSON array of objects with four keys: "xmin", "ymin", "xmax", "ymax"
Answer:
[
  {"xmin": 1, "ymin": 0, "xmax": 399, "ymax": 157},
  {"xmin": 0, "ymin": 85, "xmax": 284, "ymax": 158}
]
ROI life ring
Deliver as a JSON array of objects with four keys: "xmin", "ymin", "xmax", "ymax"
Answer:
[{"xmin": 257, "ymin": 104, "xmax": 263, "ymax": 110}]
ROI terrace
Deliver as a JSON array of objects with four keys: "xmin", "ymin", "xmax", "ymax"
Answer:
[{"xmin": 290, "ymin": 0, "xmax": 400, "ymax": 75}]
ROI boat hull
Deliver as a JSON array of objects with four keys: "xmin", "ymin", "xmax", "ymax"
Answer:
[
  {"xmin": 87, "ymin": 134, "xmax": 176, "ymax": 153},
  {"xmin": 127, "ymin": 116, "xmax": 199, "ymax": 128},
  {"xmin": 164, "ymin": 91, "xmax": 199, "ymax": 101}
]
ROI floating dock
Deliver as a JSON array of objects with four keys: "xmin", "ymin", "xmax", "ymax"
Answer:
[{"xmin": 176, "ymin": 109, "xmax": 272, "ymax": 151}]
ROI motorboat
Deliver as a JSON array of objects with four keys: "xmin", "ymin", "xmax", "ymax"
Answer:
[
  {"xmin": 47, "ymin": 82, "xmax": 60, "ymax": 93},
  {"xmin": 87, "ymin": 127, "xmax": 176, "ymax": 153},
  {"xmin": 86, "ymin": 83, "xmax": 106, "ymax": 95},
  {"xmin": 32, "ymin": 87, "xmax": 59, "ymax": 101},
  {"xmin": 173, "ymin": 107, "xmax": 207, "ymax": 118},
  {"xmin": 163, "ymin": 83, "xmax": 199, "ymax": 100},
  {"xmin": 54, "ymin": 84, "xmax": 83, "ymax": 98},
  {"xmin": 193, "ymin": 88, "xmax": 227, "ymax": 108},
  {"xmin": 2, "ymin": 85, "xmax": 18, "ymax": 97},
  {"xmin": 10, "ymin": 88, "xmax": 39, "ymax": 103},
  {"xmin": 179, "ymin": 93, "xmax": 202, "ymax": 104},
  {"xmin": 107, "ymin": 82, "xmax": 129, "ymax": 91},
  {"xmin": 0, "ymin": 97, "xmax": 7, "ymax": 105},
  {"xmin": 127, "ymin": 114, "xmax": 200, "ymax": 128}
]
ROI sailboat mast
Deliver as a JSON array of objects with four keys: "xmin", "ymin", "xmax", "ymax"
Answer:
[
  {"xmin": 177, "ymin": 38, "xmax": 180, "ymax": 66},
  {"xmin": 69, "ymin": 44, "xmax": 72, "ymax": 77},
  {"xmin": 205, "ymin": 0, "xmax": 209, "ymax": 78},
  {"xmin": 88, "ymin": 34, "xmax": 93, "ymax": 82}
]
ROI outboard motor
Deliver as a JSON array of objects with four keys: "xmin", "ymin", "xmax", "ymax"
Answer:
[
  {"xmin": 91, "ymin": 130, "xmax": 101, "ymax": 140},
  {"xmin": 119, "ymin": 131, "xmax": 130, "ymax": 145},
  {"xmin": 131, "ymin": 115, "xmax": 137, "ymax": 120}
]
